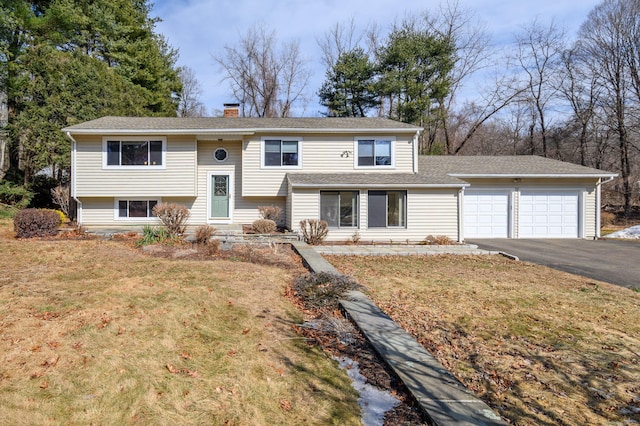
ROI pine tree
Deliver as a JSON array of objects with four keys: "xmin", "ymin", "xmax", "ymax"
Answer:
[
  {"xmin": 318, "ymin": 47, "xmax": 378, "ymax": 117},
  {"xmin": 1, "ymin": 0, "xmax": 182, "ymax": 185}
]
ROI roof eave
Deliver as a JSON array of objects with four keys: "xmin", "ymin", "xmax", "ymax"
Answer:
[
  {"xmin": 449, "ymin": 173, "xmax": 618, "ymax": 179},
  {"xmin": 289, "ymin": 183, "xmax": 469, "ymax": 189},
  {"xmin": 61, "ymin": 127, "xmax": 420, "ymax": 135}
]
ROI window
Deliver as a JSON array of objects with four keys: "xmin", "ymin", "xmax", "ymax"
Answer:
[
  {"xmin": 263, "ymin": 139, "xmax": 300, "ymax": 167},
  {"xmin": 368, "ymin": 191, "xmax": 406, "ymax": 228},
  {"xmin": 321, "ymin": 191, "xmax": 359, "ymax": 228},
  {"xmin": 105, "ymin": 139, "xmax": 164, "ymax": 167},
  {"xmin": 117, "ymin": 200, "xmax": 158, "ymax": 219},
  {"xmin": 214, "ymin": 148, "xmax": 228, "ymax": 162},
  {"xmin": 356, "ymin": 139, "xmax": 392, "ymax": 167}
]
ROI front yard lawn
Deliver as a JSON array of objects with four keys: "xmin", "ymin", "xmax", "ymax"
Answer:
[
  {"xmin": 327, "ymin": 254, "xmax": 640, "ymax": 425},
  {"xmin": 0, "ymin": 221, "xmax": 360, "ymax": 425}
]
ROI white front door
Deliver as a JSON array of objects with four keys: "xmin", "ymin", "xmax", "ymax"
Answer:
[
  {"xmin": 519, "ymin": 191, "xmax": 579, "ymax": 238},
  {"xmin": 464, "ymin": 190, "xmax": 510, "ymax": 238}
]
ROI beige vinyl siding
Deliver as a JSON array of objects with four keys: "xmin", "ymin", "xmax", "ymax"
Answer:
[
  {"xmin": 585, "ymin": 188, "xmax": 597, "ymax": 238},
  {"xmin": 193, "ymin": 141, "xmax": 285, "ymax": 225},
  {"xmin": 242, "ymin": 133, "xmax": 416, "ymax": 197},
  {"xmin": 286, "ymin": 180, "xmax": 293, "ymax": 230},
  {"xmin": 78, "ymin": 196, "xmax": 195, "ymax": 226},
  {"xmin": 290, "ymin": 188, "xmax": 459, "ymax": 242},
  {"xmin": 75, "ymin": 135, "xmax": 197, "ymax": 197}
]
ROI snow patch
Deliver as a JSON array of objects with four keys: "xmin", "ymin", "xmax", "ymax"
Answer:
[
  {"xmin": 334, "ymin": 356, "xmax": 399, "ymax": 426},
  {"xmin": 606, "ymin": 225, "xmax": 640, "ymax": 239}
]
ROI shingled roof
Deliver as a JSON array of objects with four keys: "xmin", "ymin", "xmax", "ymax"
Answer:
[
  {"xmin": 287, "ymin": 172, "xmax": 467, "ymax": 188},
  {"xmin": 62, "ymin": 116, "xmax": 421, "ymax": 134},
  {"xmin": 419, "ymin": 155, "xmax": 615, "ymax": 178}
]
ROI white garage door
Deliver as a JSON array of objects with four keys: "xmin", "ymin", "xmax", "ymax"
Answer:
[
  {"xmin": 519, "ymin": 191, "xmax": 579, "ymax": 238},
  {"xmin": 464, "ymin": 190, "xmax": 509, "ymax": 238}
]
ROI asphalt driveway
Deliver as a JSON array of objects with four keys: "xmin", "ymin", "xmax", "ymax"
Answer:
[{"xmin": 468, "ymin": 239, "xmax": 639, "ymax": 289}]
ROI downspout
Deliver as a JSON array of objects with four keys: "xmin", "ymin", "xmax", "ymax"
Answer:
[
  {"xmin": 65, "ymin": 132, "xmax": 82, "ymax": 225},
  {"xmin": 458, "ymin": 187, "xmax": 464, "ymax": 243},
  {"xmin": 595, "ymin": 176, "xmax": 615, "ymax": 239},
  {"xmin": 412, "ymin": 130, "xmax": 420, "ymax": 174}
]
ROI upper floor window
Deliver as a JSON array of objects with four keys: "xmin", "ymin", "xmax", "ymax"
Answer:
[
  {"xmin": 355, "ymin": 138, "xmax": 394, "ymax": 168},
  {"xmin": 104, "ymin": 138, "xmax": 165, "ymax": 168},
  {"xmin": 262, "ymin": 138, "xmax": 301, "ymax": 168}
]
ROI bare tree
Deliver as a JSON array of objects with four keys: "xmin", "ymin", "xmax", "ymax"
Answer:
[
  {"xmin": 513, "ymin": 18, "xmax": 567, "ymax": 158},
  {"xmin": 317, "ymin": 17, "xmax": 367, "ymax": 69},
  {"xmin": 579, "ymin": 0, "xmax": 636, "ymax": 217},
  {"xmin": 422, "ymin": 1, "xmax": 494, "ymax": 153},
  {"xmin": 447, "ymin": 72, "xmax": 527, "ymax": 155},
  {"xmin": 177, "ymin": 67, "xmax": 207, "ymax": 117},
  {"xmin": 559, "ymin": 45, "xmax": 601, "ymax": 166},
  {"xmin": 215, "ymin": 24, "xmax": 310, "ymax": 117}
]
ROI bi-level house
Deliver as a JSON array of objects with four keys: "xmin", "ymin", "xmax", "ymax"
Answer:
[{"xmin": 62, "ymin": 112, "xmax": 616, "ymax": 241}]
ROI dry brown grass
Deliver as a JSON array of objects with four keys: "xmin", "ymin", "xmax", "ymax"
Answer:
[
  {"xmin": 0, "ymin": 220, "xmax": 359, "ymax": 425},
  {"xmin": 326, "ymin": 254, "xmax": 640, "ymax": 426}
]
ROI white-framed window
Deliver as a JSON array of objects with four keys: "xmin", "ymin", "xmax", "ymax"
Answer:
[
  {"xmin": 214, "ymin": 147, "xmax": 228, "ymax": 162},
  {"xmin": 261, "ymin": 138, "xmax": 302, "ymax": 168},
  {"xmin": 103, "ymin": 137, "xmax": 166, "ymax": 169},
  {"xmin": 320, "ymin": 191, "xmax": 359, "ymax": 228},
  {"xmin": 354, "ymin": 137, "xmax": 395, "ymax": 168},
  {"xmin": 115, "ymin": 199, "xmax": 160, "ymax": 220},
  {"xmin": 367, "ymin": 190, "xmax": 406, "ymax": 228}
]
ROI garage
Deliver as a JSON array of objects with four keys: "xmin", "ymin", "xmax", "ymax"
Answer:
[
  {"xmin": 518, "ymin": 190, "xmax": 579, "ymax": 238},
  {"xmin": 464, "ymin": 189, "xmax": 509, "ymax": 238}
]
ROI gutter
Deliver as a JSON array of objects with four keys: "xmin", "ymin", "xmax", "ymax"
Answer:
[
  {"xmin": 595, "ymin": 175, "xmax": 616, "ymax": 239},
  {"xmin": 65, "ymin": 132, "xmax": 82, "ymax": 224},
  {"xmin": 458, "ymin": 187, "xmax": 464, "ymax": 243},
  {"xmin": 60, "ymin": 127, "xmax": 421, "ymax": 136},
  {"xmin": 412, "ymin": 130, "xmax": 420, "ymax": 174},
  {"xmin": 449, "ymin": 173, "xmax": 618, "ymax": 179},
  {"xmin": 289, "ymin": 183, "xmax": 469, "ymax": 189}
]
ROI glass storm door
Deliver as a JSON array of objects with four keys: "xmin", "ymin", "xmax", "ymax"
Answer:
[{"xmin": 211, "ymin": 175, "xmax": 230, "ymax": 218}]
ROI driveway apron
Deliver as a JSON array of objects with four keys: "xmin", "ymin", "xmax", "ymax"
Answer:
[{"xmin": 468, "ymin": 239, "xmax": 639, "ymax": 289}]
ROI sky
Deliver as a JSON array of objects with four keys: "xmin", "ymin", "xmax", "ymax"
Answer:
[{"xmin": 151, "ymin": 0, "xmax": 604, "ymax": 117}]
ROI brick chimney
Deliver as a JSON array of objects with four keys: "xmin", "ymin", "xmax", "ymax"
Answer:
[{"xmin": 223, "ymin": 103, "xmax": 240, "ymax": 118}]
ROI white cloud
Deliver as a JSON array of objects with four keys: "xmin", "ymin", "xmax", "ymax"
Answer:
[{"xmin": 153, "ymin": 0, "xmax": 602, "ymax": 116}]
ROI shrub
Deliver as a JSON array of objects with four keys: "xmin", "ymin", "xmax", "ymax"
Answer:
[
  {"xmin": 152, "ymin": 203, "xmax": 190, "ymax": 237},
  {"xmin": 421, "ymin": 235, "xmax": 455, "ymax": 245},
  {"xmin": 205, "ymin": 238, "xmax": 221, "ymax": 255},
  {"xmin": 258, "ymin": 205, "xmax": 283, "ymax": 223},
  {"xmin": 252, "ymin": 218, "xmax": 277, "ymax": 234},
  {"xmin": 137, "ymin": 225, "xmax": 172, "ymax": 246},
  {"xmin": 49, "ymin": 209, "xmax": 66, "ymax": 225},
  {"xmin": 13, "ymin": 208, "xmax": 61, "ymax": 238},
  {"xmin": 299, "ymin": 219, "xmax": 328, "ymax": 245},
  {"xmin": 350, "ymin": 231, "xmax": 361, "ymax": 245},
  {"xmin": 27, "ymin": 175, "xmax": 58, "ymax": 208},
  {"xmin": 195, "ymin": 225, "xmax": 216, "ymax": 244},
  {"xmin": 0, "ymin": 181, "xmax": 33, "ymax": 209},
  {"xmin": 292, "ymin": 272, "xmax": 361, "ymax": 310},
  {"xmin": 601, "ymin": 211, "xmax": 616, "ymax": 227},
  {"xmin": 51, "ymin": 185, "xmax": 70, "ymax": 217}
]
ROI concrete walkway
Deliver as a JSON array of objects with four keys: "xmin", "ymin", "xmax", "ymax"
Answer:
[
  {"xmin": 290, "ymin": 241, "xmax": 506, "ymax": 425},
  {"xmin": 313, "ymin": 244, "xmax": 497, "ymax": 256}
]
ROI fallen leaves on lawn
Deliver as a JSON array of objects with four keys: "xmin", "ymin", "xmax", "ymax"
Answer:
[
  {"xmin": 279, "ymin": 399, "xmax": 292, "ymax": 412},
  {"xmin": 166, "ymin": 364, "xmax": 199, "ymax": 378}
]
